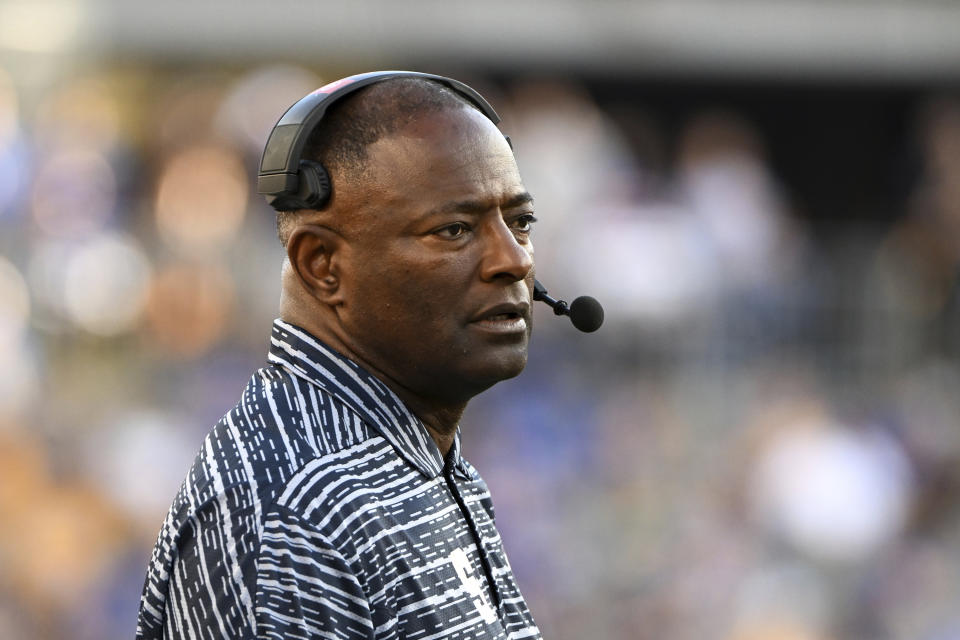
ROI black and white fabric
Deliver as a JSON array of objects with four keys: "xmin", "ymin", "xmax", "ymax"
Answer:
[{"xmin": 137, "ymin": 319, "xmax": 541, "ymax": 640}]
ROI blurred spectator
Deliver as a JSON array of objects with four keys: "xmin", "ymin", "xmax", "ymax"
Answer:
[{"xmin": 865, "ymin": 96, "xmax": 960, "ymax": 370}]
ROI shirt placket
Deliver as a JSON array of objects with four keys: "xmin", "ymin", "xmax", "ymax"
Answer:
[{"xmin": 442, "ymin": 454, "xmax": 505, "ymax": 622}]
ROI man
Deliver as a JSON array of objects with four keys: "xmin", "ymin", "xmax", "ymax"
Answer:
[{"xmin": 137, "ymin": 73, "xmax": 542, "ymax": 639}]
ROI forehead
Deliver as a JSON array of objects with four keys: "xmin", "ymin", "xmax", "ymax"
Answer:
[{"xmin": 361, "ymin": 108, "xmax": 525, "ymax": 214}]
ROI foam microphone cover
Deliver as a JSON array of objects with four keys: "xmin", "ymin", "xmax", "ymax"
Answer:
[{"xmin": 568, "ymin": 296, "xmax": 604, "ymax": 333}]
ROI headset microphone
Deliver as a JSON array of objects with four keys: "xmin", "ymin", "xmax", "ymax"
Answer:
[{"xmin": 533, "ymin": 280, "xmax": 604, "ymax": 333}]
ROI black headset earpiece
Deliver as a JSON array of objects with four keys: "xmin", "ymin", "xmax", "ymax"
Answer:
[
  {"xmin": 258, "ymin": 70, "xmax": 504, "ymax": 213},
  {"xmin": 269, "ymin": 160, "xmax": 331, "ymax": 212}
]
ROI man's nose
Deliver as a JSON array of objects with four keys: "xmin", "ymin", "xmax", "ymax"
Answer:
[{"xmin": 479, "ymin": 218, "xmax": 534, "ymax": 282}]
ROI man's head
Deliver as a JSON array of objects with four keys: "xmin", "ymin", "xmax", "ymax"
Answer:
[{"xmin": 276, "ymin": 76, "xmax": 536, "ymax": 407}]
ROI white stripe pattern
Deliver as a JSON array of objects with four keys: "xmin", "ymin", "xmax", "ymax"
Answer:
[{"xmin": 136, "ymin": 320, "xmax": 540, "ymax": 640}]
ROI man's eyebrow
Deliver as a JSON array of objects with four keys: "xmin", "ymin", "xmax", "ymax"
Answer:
[
  {"xmin": 426, "ymin": 191, "xmax": 534, "ymax": 216},
  {"xmin": 503, "ymin": 191, "xmax": 535, "ymax": 210}
]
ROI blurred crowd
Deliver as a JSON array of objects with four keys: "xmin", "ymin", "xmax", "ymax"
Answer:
[{"xmin": 0, "ymin": 63, "xmax": 958, "ymax": 640}]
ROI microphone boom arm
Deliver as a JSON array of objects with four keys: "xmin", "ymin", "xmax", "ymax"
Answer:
[
  {"xmin": 533, "ymin": 279, "xmax": 604, "ymax": 332},
  {"xmin": 533, "ymin": 281, "xmax": 570, "ymax": 316}
]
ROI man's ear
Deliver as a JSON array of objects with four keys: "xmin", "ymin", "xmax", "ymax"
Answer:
[{"xmin": 286, "ymin": 224, "xmax": 345, "ymax": 305}]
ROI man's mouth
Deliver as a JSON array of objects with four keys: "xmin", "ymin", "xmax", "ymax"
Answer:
[{"xmin": 471, "ymin": 304, "xmax": 529, "ymax": 334}]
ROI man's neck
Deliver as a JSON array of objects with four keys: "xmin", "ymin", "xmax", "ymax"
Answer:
[
  {"xmin": 387, "ymin": 392, "xmax": 465, "ymax": 457},
  {"xmin": 340, "ymin": 355, "xmax": 467, "ymax": 457},
  {"xmin": 279, "ymin": 306, "xmax": 466, "ymax": 457}
]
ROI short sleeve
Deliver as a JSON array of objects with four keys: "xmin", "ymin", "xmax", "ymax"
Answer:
[{"xmin": 255, "ymin": 505, "xmax": 374, "ymax": 639}]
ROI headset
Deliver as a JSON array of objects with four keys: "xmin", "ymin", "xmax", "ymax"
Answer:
[
  {"xmin": 257, "ymin": 70, "xmax": 503, "ymax": 212},
  {"xmin": 257, "ymin": 70, "xmax": 604, "ymax": 332}
]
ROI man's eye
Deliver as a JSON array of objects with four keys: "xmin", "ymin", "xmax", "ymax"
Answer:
[
  {"xmin": 512, "ymin": 214, "xmax": 538, "ymax": 233},
  {"xmin": 436, "ymin": 222, "xmax": 470, "ymax": 238}
]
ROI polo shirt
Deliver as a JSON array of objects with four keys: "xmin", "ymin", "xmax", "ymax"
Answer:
[{"xmin": 136, "ymin": 319, "xmax": 541, "ymax": 640}]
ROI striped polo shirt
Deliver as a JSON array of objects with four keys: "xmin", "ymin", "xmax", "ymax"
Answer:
[{"xmin": 136, "ymin": 319, "xmax": 541, "ymax": 640}]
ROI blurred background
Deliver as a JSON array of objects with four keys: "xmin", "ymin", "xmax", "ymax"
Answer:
[{"xmin": 1, "ymin": 1, "xmax": 959, "ymax": 638}]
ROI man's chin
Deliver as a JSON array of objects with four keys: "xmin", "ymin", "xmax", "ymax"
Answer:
[
  {"xmin": 467, "ymin": 349, "xmax": 529, "ymax": 390},
  {"xmin": 413, "ymin": 339, "xmax": 530, "ymax": 402}
]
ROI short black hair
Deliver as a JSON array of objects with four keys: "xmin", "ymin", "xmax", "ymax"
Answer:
[{"xmin": 276, "ymin": 77, "xmax": 481, "ymax": 245}]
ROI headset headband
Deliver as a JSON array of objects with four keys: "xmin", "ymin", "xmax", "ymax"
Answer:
[{"xmin": 257, "ymin": 70, "xmax": 502, "ymax": 211}]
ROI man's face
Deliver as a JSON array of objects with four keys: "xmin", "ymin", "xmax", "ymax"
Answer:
[{"xmin": 333, "ymin": 106, "xmax": 535, "ymax": 404}]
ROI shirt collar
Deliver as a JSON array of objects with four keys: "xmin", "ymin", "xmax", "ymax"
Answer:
[
  {"xmin": 268, "ymin": 319, "xmax": 466, "ymax": 479},
  {"xmin": 444, "ymin": 430, "xmax": 471, "ymax": 480}
]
